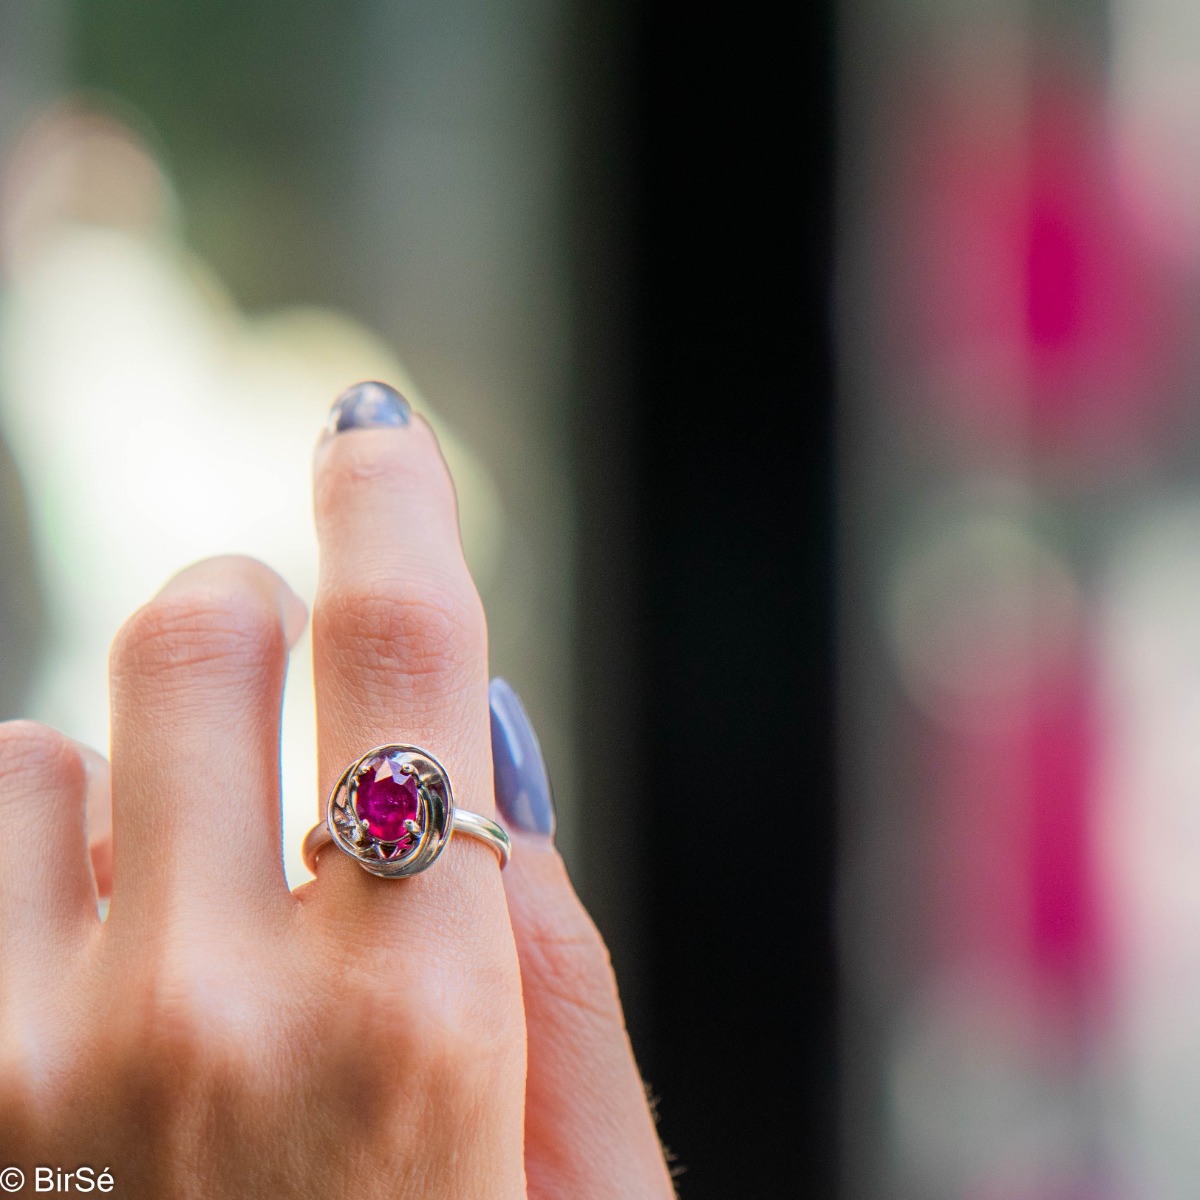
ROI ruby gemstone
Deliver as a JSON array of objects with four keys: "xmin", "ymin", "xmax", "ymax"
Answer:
[{"xmin": 353, "ymin": 757, "xmax": 422, "ymax": 845}]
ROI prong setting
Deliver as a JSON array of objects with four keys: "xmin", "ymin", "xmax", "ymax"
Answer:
[{"xmin": 325, "ymin": 744, "xmax": 454, "ymax": 878}]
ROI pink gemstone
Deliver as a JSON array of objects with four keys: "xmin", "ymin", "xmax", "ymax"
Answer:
[{"xmin": 353, "ymin": 757, "xmax": 422, "ymax": 845}]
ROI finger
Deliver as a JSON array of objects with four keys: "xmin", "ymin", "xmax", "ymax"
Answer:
[
  {"xmin": 489, "ymin": 679, "xmax": 676, "ymax": 1200},
  {"xmin": 308, "ymin": 384, "xmax": 510, "ymax": 938},
  {"xmin": 1, "ymin": 740, "xmax": 114, "ymax": 903},
  {"xmin": 0, "ymin": 722, "xmax": 98, "ymax": 992},
  {"xmin": 107, "ymin": 556, "xmax": 306, "ymax": 921},
  {"xmin": 306, "ymin": 383, "xmax": 525, "ymax": 1195}
]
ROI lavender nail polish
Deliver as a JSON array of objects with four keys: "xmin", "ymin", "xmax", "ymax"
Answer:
[
  {"xmin": 489, "ymin": 677, "xmax": 555, "ymax": 837},
  {"xmin": 326, "ymin": 380, "xmax": 412, "ymax": 434}
]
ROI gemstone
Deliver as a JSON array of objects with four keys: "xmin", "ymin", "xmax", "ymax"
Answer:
[{"xmin": 353, "ymin": 756, "xmax": 422, "ymax": 846}]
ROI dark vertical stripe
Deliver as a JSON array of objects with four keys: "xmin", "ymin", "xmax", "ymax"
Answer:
[{"xmin": 622, "ymin": 6, "xmax": 837, "ymax": 1196}]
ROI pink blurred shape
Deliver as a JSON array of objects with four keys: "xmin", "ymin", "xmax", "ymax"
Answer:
[{"xmin": 892, "ymin": 66, "xmax": 1182, "ymax": 465}]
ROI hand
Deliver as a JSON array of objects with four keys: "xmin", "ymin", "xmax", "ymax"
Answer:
[{"xmin": 0, "ymin": 383, "xmax": 675, "ymax": 1198}]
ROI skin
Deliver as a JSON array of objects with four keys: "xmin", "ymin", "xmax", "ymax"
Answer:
[{"xmin": 0, "ymin": 416, "xmax": 676, "ymax": 1199}]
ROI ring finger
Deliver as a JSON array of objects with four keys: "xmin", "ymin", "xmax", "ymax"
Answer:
[
  {"xmin": 303, "ymin": 384, "xmax": 526, "ymax": 1200},
  {"xmin": 305, "ymin": 382, "xmax": 521, "ymax": 989}
]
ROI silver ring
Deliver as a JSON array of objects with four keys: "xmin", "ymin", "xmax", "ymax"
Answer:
[{"xmin": 302, "ymin": 744, "xmax": 510, "ymax": 878}]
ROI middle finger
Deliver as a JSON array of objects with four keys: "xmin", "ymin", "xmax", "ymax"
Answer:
[{"xmin": 107, "ymin": 556, "xmax": 305, "ymax": 921}]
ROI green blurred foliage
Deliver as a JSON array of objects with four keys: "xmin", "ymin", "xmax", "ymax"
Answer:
[{"xmin": 68, "ymin": 0, "xmax": 370, "ymax": 308}]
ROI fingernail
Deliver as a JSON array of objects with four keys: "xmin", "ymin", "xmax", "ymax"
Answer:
[
  {"xmin": 326, "ymin": 380, "xmax": 412, "ymax": 434},
  {"xmin": 489, "ymin": 677, "xmax": 556, "ymax": 837}
]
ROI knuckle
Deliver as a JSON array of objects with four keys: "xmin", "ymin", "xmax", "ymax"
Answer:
[
  {"xmin": 344, "ymin": 981, "xmax": 429, "ymax": 1059},
  {"xmin": 141, "ymin": 998, "xmax": 217, "ymax": 1074},
  {"xmin": 318, "ymin": 574, "xmax": 487, "ymax": 683},
  {"xmin": 129, "ymin": 974, "xmax": 208, "ymax": 1065},
  {"xmin": 331, "ymin": 959, "xmax": 483, "ymax": 1068},
  {"xmin": 102, "ymin": 982, "xmax": 215, "ymax": 1138},
  {"xmin": 125, "ymin": 956, "xmax": 263, "ymax": 1081},
  {"xmin": 0, "ymin": 720, "xmax": 80, "ymax": 795},
  {"xmin": 411, "ymin": 1023, "xmax": 503, "ymax": 1118},
  {"xmin": 112, "ymin": 591, "xmax": 283, "ymax": 683},
  {"xmin": 320, "ymin": 977, "xmax": 505, "ymax": 1141}
]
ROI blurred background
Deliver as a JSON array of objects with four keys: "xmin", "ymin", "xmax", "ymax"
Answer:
[
  {"xmin": 0, "ymin": 2, "xmax": 814, "ymax": 1198},
  {"xmin": 26, "ymin": 0, "xmax": 1200, "ymax": 1195},
  {"xmin": 840, "ymin": 0, "xmax": 1200, "ymax": 1198}
]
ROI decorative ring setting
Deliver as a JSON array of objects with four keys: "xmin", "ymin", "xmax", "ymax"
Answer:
[{"xmin": 302, "ymin": 744, "xmax": 510, "ymax": 878}]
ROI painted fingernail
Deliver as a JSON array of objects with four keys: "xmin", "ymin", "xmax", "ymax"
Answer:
[
  {"xmin": 326, "ymin": 380, "xmax": 412, "ymax": 434},
  {"xmin": 489, "ymin": 677, "xmax": 556, "ymax": 837}
]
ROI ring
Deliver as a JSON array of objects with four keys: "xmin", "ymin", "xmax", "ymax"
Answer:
[{"xmin": 302, "ymin": 744, "xmax": 510, "ymax": 878}]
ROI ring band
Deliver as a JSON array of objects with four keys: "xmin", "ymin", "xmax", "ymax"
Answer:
[
  {"xmin": 301, "ymin": 807, "xmax": 510, "ymax": 875},
  {"xmin": 302, "ymin": 744, "xmax": 510, "ymax": 879}
]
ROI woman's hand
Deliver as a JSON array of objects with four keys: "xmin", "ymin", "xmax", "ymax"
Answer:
[{"xmin": 0, "ymin": 384, "xmax": 675, "ymax": 1198}]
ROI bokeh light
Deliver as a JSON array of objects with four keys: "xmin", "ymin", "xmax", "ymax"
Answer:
[{"xmin": 841, "ymin": 2, "xmax": 1200, "ymax": 1194}]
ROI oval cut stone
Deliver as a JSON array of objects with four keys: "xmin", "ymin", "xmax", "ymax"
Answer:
[{"xmin": 353, "ymin": 756, "xmax": 422, "ymax": 845}]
